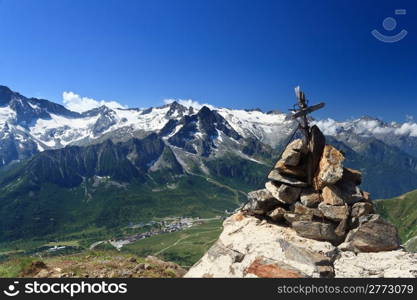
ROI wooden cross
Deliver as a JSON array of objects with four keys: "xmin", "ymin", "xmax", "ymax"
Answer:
[{"xmin": 291, "ymin": 86, "xmax": 325, "ymax": 142}]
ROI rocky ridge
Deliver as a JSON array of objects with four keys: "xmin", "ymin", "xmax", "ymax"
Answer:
[{"xmin": 185, "ymin": 126, "xmax": 417, "ymax": 278}]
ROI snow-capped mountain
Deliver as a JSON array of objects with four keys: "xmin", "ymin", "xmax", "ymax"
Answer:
[
  {"xmin": 314, "ymin": 117, "xmax": 417, "ymax": 158},
  {"xmin": 4, "ymin": 86, "xmax": 417, "ymax": 166},
  {"xmin": 3, "ymin": 84, "xmax": 417, "ymax": 190},
  {"xmin": 3, "ymin": 84, "xmax": 417, "ymax": 242}
]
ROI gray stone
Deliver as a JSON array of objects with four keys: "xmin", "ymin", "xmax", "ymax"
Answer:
[
  {"xmin": 351, "ymin": 202, "xmax": 374, "ymax": 218},
  {"xmin": 264, "ymin": 181, "xmax": 281, "ymax": 200},
  {"xmin": 308, "ymin": 125, "xmax": 326, "ymax": 179},
  {"xmin": 292, "ymin": 221, "xmax": 338, "ymax": 242},
  {"xmin": 267, "ymin": 207, "xmax": 287, "ymax": 222},
  {"xmin": 335, "ymin": 181, "xmax": 363, "ymax": 205},
  {"xmin": 318, "ymin": 203, "xmax": 349, "ymax": 221},
  {"xmin": 265, "ymin": 181, "xmax": 301, "ymax": 204},
  {"xmin": 280, "ymin": 139, "xmax": 306, "ymax": 167},
  {"xmin": 342, "ymin": 168, "xmax": 362, "ymax": 185},
  {"xmin": 293, "ymin": 202, "xmax": 323, "ymax": 218},
  {"xmin": 284, "ymin": 213, "xmax": 313, "ymax": 224},
  {"xmin": 345, "ymin": 214, "xmax": 400, "ymax": 252},
  {"xmin": 242, "ymin": 189, "xmax": 281, "ymax": 214},
  {"xmin": 184, "ymin": 213, "xmax": 338, "ymax": 278},
  {"xmin": 268, "ymin": 169, "xmax": 308, "ymax": 187}
]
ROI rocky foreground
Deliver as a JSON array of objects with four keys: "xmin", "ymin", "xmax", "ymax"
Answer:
[
  {"xmin": 186, "ymin": 126, "xmax": 417, "ymax": 278},
  {"xmin": 185, "ymin": 213, "xmax": 417, "ymax": 278},
  {"xmin": 4, "ymin": 251, "xmax": 186, "ymax": 278}
]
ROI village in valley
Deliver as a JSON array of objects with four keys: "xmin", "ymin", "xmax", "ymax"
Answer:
[{"xmin": 91, "ymin": 216, "xmax": 223, "ymax": 251}]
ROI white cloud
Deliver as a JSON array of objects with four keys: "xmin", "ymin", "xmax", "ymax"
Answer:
[
  {"xmin": 312, "ymin": 119, "xmax": 340, "ymax": 136},
  {"xmin": 314, "ymin": 117, "xmax": 417, "ymax": 137},
  {"xmin": 163, "ymin": 98, "xmax": 216, "ymax": 110},
  {"xmin": 62, "ymin": 91, "xmax": 127, "ymax": 113}
]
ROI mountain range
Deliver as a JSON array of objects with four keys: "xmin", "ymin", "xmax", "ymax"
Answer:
[{"xmin": 2, "ymin": 84, "xmax": 417, "ymax": 241}]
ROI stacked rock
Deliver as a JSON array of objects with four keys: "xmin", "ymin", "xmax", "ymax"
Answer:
[{"xmin": 242, "ymin": 125, "xmax": 400, "ymax": 252}]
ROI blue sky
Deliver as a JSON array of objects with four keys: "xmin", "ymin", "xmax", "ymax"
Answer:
[{"xmin": 0, "ymin": 0, "xmax": 416, "ymax": 121}]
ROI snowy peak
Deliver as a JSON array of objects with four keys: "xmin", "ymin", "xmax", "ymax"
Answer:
[
  {"xmin": 197, "ymin": 106, "xmax": 241, "ymax": 141},
  {"xmin": 0, "ymin": 85, "xmax": 78, "ymax": 123},
  {"xmin": 163, "ymin": 105, "xmax": 242, "ymax": 157},
  {"xmin": 164, "ymin": 101, "xmax": 192, "ymax": 118},
  {"xmin": 0, "ymin": 85, "xmax": 17, "ymax": 105}
]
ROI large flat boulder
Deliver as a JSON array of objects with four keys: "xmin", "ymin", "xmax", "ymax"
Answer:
[{"xmin": 185, "ymin": 213, "xmax": 337, "ymax": 278}]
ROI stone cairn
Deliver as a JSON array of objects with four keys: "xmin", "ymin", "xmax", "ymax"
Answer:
[{"xmin": 242, "ymin": 89, "xmax": 401, "ymax": 253}]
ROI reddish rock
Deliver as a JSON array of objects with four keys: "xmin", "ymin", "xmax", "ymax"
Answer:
[{"xmin": 245, "ymin": 257, "xmax": 304, "ymax": 278}]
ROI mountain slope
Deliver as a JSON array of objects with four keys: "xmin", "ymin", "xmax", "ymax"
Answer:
[
  {"xmin": 327, "ymin": 136, "xmax": 417, "ymax": 198},
  {"xmin": 375, "ymin": 189, "xmax": 417, "ymax": 244},
  {"xmin": 0, "ymin": 132, "xmax": 255, "ymax": 241}
]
